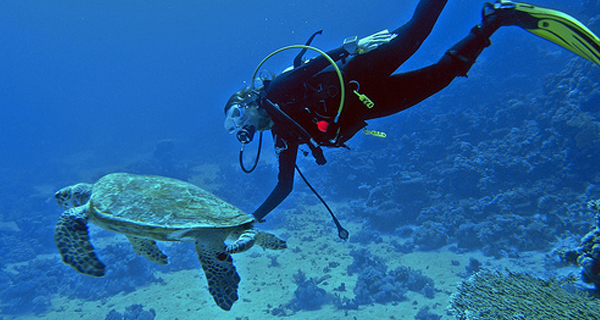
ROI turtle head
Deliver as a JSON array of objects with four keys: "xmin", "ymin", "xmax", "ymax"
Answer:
[{"xmin": 55, "ymin": 183, "xmax": 93, "ymax": 208}]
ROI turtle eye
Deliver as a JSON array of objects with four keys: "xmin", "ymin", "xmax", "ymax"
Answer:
[{"xmin": 54, "ymin": 191, "xmax": 70, "ymax": 207}]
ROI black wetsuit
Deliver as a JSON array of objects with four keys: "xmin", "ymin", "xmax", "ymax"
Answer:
[{"xmin": 252, "ymin": 0, "xmax": 496, "ymax": 221}]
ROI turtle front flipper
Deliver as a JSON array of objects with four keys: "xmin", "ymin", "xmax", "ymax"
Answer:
[
  {"xmin": 126, "ymin": 236, "xmax": 168, "ymax": 265},
  {"xmin": 195, "ymin": 242, "xmax": 240, "ymax": 311},
  {"xmin": 54, "ymin": 208, "xmax": 105, "ymax": 277},
  {"xmin": 226, "ymin": 228, "xmax": 258, "ymax": 254},
  {"xmin": 256, "ymin": 231, "xmax": 287, "ymax": 250}
]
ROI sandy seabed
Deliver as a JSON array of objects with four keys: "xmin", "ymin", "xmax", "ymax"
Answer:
[{"xmin": 5, "ymin": 202, "xmax": 577, "ymax": 320}]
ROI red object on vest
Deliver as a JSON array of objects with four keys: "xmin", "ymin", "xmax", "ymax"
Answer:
[{"xmin": 316, "ymin": 120, "xmax": 329, "ymax": 132}]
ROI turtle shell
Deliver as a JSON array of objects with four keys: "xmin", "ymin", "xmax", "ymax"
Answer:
[{"xmin": 89, "ymin": 173, "xmax": 252, "ymax": 229}]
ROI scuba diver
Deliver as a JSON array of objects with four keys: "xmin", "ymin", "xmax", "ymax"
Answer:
[{"xmin": 224, "ymin": 0, "xmax": 600, "ymax": 224}]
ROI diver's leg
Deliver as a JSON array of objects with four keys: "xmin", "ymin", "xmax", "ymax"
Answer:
[
  {"xmin": 358, "ymin": 1, "xmax": 600, "ymax": 120},
  {"xmin": 359, "ymin": 1, "xmax": 521, "ymax": 120},
  {"xmin": 362, "ymin": 24, "xmax": 493, "ymax": 120},
  {"xmin": 343, "ymin": 0, "xmax": 449, "ymax": 83}
]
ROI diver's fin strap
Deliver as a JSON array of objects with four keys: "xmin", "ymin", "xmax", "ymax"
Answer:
[
  {"xmin": 294, "ymin": 30, "xmax": 324, "ymax": 68},
  {"xmin": 445, "ymin": 29, "xmax": 491, "ymax": 77},
  {"xmin": 513, "ymin": 2, "xmax": 600, "ymax": 66}
]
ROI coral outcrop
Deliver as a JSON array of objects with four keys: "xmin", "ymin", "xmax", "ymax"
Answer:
[
  {"xmin": 451, "ymin": 270, "xmax": 600, "ymax": 319},
  {"xmin": 577, "ymin": 199, "xmax": 600, "ymax": 289}
]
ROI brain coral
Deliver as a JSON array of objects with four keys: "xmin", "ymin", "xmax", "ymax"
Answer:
[{"xmin": 450, "ymin": 270, "xmax": 600, "ymax": 320}]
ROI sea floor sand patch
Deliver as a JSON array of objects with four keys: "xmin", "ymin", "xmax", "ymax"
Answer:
[
  {"xmin": 5, "ymin": 201, "xmax": 581, "ymax": 320},
  {"xmin": 2, "ymin": 248, "xmax": 565, "ymax": 320}
]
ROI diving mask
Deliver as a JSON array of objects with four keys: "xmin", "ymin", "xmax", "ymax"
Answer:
[
  {"xmin": 224, "ymin": 91, "xmax": 260, "ymax": 134},
  {"xmin": 224, "ymin": 91, "xmax": 273, "ymax": 142}
]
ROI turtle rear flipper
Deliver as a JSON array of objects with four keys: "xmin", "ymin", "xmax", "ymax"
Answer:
[
  {"xmin": 195, "ymin": 242, "xmax": 240, "ymax": 311},
  {"xmin": 54, "ymin": 208, "xmax": 105, "ymax": 277},
  {"xmin": 127, "ymin": 236, "xmax": 168, "ymax": 265}
]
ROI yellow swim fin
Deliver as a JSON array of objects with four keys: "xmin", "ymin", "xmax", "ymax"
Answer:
[{"xmin": 499, "ymin": 1, "xmax": 600, "ymax": 66}]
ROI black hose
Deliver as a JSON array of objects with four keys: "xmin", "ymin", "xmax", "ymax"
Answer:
[
  {"xmin": 295, "ymin": 164, "xmax": 349, "ymax": 240},
  {"xmin": 239, "ymin": 131, "xmax": 263, "ymax": 173}
]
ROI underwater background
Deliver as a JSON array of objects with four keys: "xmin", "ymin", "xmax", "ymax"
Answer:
[{"xmin": 2, "ymin": 0, "xmax": 600, "ymax": 319}]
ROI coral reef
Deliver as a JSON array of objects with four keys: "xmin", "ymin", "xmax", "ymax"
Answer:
[
  {"xmin": 286, "ymin": 269, "xmax": 331, "ymax": 311},
  {"xmin": 353, "ymin": 268, "xmax": 409, "ymax": 305},
  {"xmin": 412, "ymin": 221, "xmax": 448, "ymax": 250},
  {"xmin": 0, "ymin": 242, "xmax": 162, "ymax": 315},
  {"xmin": 1, "ymin": 195, "xmax": 58, "ymax": 265},
  {"xmin": 305, "ymin": 54, "xmax": 600, "ymax": 259},
  {"xmin": 346, "ymin": 249, "xmax": 387, "ymax": 277},
  {"xmin": 349, "ymin": 228, "xmax": 384, "ymax": 245},
  {"xmin": 450, "ymin": 270, "xmax": 600, "ymax": 319},
  {"xmin": 576, "ymin": 199, "xmax": 600, "ymax": 289},
  {"xmin": 342, "ymin": 249, "xmax": 436, "ymax": 308},
  {"xmin": 280, "ymin": 249, "xmax": 438, "ymax": 312},
  {"xmin": 0, "ymin": 265, "xmax": 51, "ymax": 315}
]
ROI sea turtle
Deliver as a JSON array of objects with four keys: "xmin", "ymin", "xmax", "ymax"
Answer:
[{"xmin": 53, "ymin": 172, "xmax": 286, "ymax": 311}]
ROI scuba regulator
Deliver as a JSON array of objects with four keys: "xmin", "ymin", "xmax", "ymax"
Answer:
[
  {"xmin": 236, "ymin": 125, "xmax": 256, "ymax": 145},
  {"xmin": 238, "ymin": 126, "xmax": 262, "ymax": 174}
]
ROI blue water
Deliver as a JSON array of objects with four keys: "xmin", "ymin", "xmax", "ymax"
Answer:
[
  {"xmin": 0, "ymin": 0, "xmax": 577, "ymax": 184},
  {"xmin": 2, "ymin": 0, "xmax": 600, "ymax": 318}
]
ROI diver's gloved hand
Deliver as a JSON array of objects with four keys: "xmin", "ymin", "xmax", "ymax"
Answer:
[{"xmin": 343, "ymin": 29, "xmax": 397, "ymax": 55}]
